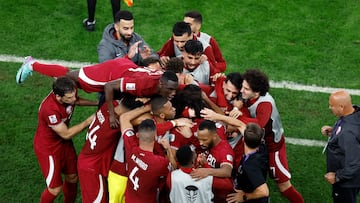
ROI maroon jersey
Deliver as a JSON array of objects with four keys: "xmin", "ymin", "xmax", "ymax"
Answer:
[
  {"xmin": 123, "ymin": 129, "xmax": 170, "ymax": 203},
  {"xmin": 78, "ymin": 57, "xmax": 137, "ymax": 93},
  {"xmin": 78, "ymin": 101, "xmax": 121, "ymax": 177},
  {"xmin": 118, "ymin": 67, "xmax": 163, "ymax": 97},
  {"xmin": 34, "ymin": 92, "xmax": 75, "ymax": 154}
]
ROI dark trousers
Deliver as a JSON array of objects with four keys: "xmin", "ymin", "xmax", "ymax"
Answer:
[{"xmin": 332, "ymin": 184, "xmax": 360, "ymax": 203}]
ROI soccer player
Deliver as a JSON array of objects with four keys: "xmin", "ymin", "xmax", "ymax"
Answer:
[
  {"xmin": 16, "ymin": 56, "xmax": 178, "ymax": 128},
  {"xmin": 34, "ymin": 77, "xmax": 94, "ymax": 202},
  {"xmin": 157, "ymin": 21, "xmax": 220, "ymax": 73},
  {"xmin": 119, "ymin": 107, "xmax": 175, "ymax": 203},
  {"xmin": 240, "ymin": 69, "xmax": 304, "ymax": 203},
  {"xmin": 190, "ymin": 120, "xmax": 234, "ymax": 203},
  {"xmin": 184, "ymin": 10, "xmax": 227, "ymax": 72},
  {"xmin": 167, "ymin": 145, "xmax": 233, "ymax": 203},
  {"xmin": 77, "ymin": 95, "xmax": 143, "ymax": 203},
  {"xmin": 321, "ymin": 90, "xmax": 360, "ymax": 203}
]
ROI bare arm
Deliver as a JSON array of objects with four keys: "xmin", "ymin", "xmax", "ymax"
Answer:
[
  {"xmin": 201, "ymin": 91, "xmax": 225, "ymax": 115},
  {"xmin": 201, "ymin": 108, "xmax": 246, "ymax": 134},
  {"xmin": 52, "ymin": 114, "xmax": 95, "ymax": 140},
  {"xmin": 226, "ymin": 183, "xmax": 269, "ymax": 203},
  {"xmin": 104, "ymin": 79, "xmax": 122, "ymax": 129},
  {"xmin": 190, "ymin": 164, "xmax": 232, "ymax": 180},
  {"xmin": 119, "ymin": 105, "xmax": 151, "ymax": 132},
  {"xmin": 75, "ymin": 97, "xmax": 99, "ymax": 106}
]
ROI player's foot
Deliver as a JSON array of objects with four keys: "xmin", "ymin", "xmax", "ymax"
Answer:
[
  {"xmin": 83, "ymin": 18, "xmax": 96, "ymax": 31},
  {"xmin": 16, "ymin": 56, "xmax": 34, "ymax": 84}
]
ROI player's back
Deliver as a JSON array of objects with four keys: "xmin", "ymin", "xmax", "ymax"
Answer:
[{"xmin": 125, "ymin": 147, "xmax": 169, "ymax": 203}]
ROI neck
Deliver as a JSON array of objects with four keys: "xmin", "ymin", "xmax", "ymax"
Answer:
[
  {"xmin": 139, "ymin": 142, "xmax": 154, "ymax": 152},
  {"xmin": 244, "ymin": 145, "xmax": 258, "ymax": 155},
  {"xmin": 153, "ymin": 116, "xmax": 166, "ymax": 124},
  {"xmin": 343, "ymin": 106, "xmax": 355, "ymax": 116}
]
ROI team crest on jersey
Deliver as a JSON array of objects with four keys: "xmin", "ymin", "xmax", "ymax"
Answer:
[
  {"xmin": 48, "ymin": 115, "xmax": 58, "ymax": 124},
  {"xmin": 226, "ymin": 154, "xmax": 233, "ymax": 162},
  {"xmin": 66, "ymin": 106, "xmax": 73, "ymax": 115},
  {"xmin": 185, "ymin": 185, "xmax": 199, "ymax": 202},
  {"xmin": 125, "ymin": 83, "xmax": 136, "ymax": 90},
  {"xmin": 125, "ymin": 130, "xmax": 135, "ymax": 137}
]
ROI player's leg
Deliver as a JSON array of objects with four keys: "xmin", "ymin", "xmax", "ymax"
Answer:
[
  {"xmin": 34, "ymin": 149, "xmax": 64, "ymax": 202},
  {"xmin": 62, "ymin": 143, "xmax": 79, "ymax": 203},
  {"xmin": 268, "ymin": 143, "xmax": 304, "ymax": 203},
  {"xmin": 16, "ymin": 56, "xmax": 72, "ymax": 84},
  {"xmin": 78, "ymin": 169, "xmax": 108, "ymax": 203},
  {"xmin": 108, "ymin": 170, "xmax": 128, "ymax": 203}
]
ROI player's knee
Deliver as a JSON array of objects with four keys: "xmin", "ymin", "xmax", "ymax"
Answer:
[
  {"xmin": 48, "ymin": 186, "xmax": 62, "ymax": 196},
  {"xmin": 277, "ymin": 180, "xmax": 291, "ymax": 192},
  {"xmin": 64, "ymin": 174, "xmax": 78, "ymax": 183}
]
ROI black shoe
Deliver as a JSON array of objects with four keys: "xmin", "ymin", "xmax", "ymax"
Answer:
[{"xmin": 83, "ymin": 18, "xmax": 96, "ymax": 31}]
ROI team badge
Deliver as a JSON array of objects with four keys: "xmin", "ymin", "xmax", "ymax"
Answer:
[
  {"xmin": 125, "ymin": 130, "xmax": 135, "ymax": 137},
  {"xmin": 125, "ymin": 83, "xmax": 136, "ymax": 90},
  {"xmin": 226, "ymin": 154, "xmax": 233, "ymax": 162},
  {"xmin": 48, "ymin": 115, "xmax": 58, "ymax": 124}
]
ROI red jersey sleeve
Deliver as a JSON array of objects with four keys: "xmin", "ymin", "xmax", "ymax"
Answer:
[
  {"xmin": 209, "ymin": 37, "xmax": 226, "ymax": 72},
  {"xmin": 157, "ymin": 38, "xmax": 175, "ymax": 57}
]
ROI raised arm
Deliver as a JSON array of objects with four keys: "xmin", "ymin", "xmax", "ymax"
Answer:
[
  {"xmin": 52, "ymin": 114, "xmax": 95, "ymax": 140},
  {"xmin": 104, "ymin": 79, "xmax": 122, "ymax": 129}
]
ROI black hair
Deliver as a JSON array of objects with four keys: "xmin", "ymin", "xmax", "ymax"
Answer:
[
  {"xmin": 184, "ymin": 39, "xmax": 203, "ymax": 55},
  {"xmin": 198, "ymin": 120, "xmax": 216, "ymax": 132},
  {"xmin": 244, "ymin": 123, "xmax": 264, "ymax": 149},
  {"xmin": 114, "ymin": 10, "xmax": 134, "ymax": 23},
  {"xmin": 142, "ymin": 57, "xmax": 160, "ymax": 67},
  {"xmin": 138, "ymin": 119, "xmax": 157, "ymax": 142},
  {"xmin": 184, "ymin": 10, "xmax": 203, "ymax": 24},
  {"xmin": 226, "ymin": 72, "xmax": 243, "ymax": 90},
  {"xmin": 172, "ymin": 21, "xmax": 192, "ymax": 37},
  {"xmin": 160, "ymin": 70, "xmax": 178, "ymax": 83},
  {"xmin": 165, "ymin": 57, "xmax": 184, "ymax": 73},
  {"xmin": 242, "ymin": 69, "xmax": 269, "ymax": 96},
  {"xmin": 176, "ymin": 145, "xmax": 194, "ymax": 167},
  {"xmin": 173, "ymin": 84, "xmax": 206, "ymax": 118},
  {"xmin": 121, "ymin": 94, "xmax": 144, "ymax": 110},
  {"xmin": 150, "ymin": 96, "xmax": 168, "ymax": 115},
  {"xmin": 52, "ymin": 77, "xmax": 76, "ymax": 97}
]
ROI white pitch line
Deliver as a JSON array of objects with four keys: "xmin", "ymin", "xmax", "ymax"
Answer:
[{"xmin": 0, "ymin": 54, "xmax": 345, "ymax": 147}]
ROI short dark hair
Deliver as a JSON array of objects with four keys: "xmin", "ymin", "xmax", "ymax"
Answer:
[
  {"xmin": 150, "ymin": 96, "xmax": 168, "ymax": 115},
  {"xmin": 184, "ymin": 39, "xmax": 203, "ymax": 55},
  {"xmin": 114, "ymin": 10, "xmax": 133, "ymax": 23},
  {"xmin": 176, "ymin": 145, "xmax": 194, "ymax": 167},
  {"xmin": 160, "ymin": 71, "xmax": 178, "ymax": 83},
  {"xmin": 165, "ymin": 57, "xmax": 184, "ymax": 73},
  {"xmin": 172, "ymin": 21, "xmax": 192, "ymax": 37},
  {"xmin": 226, "ymin": 72, "xmax": 243, "ymax": 90},
  {"xmin": 184, "ymin": 10, "xmax": 203, "ymax": 24},
  {"xmin": 173, "ymin": 84, "xmax": 205, "ymax": 118},
  {"xmin": 121, "ymin": 94, "xmax": 144, "ymax": 110},
  {"xmin": 242, "ymin": 69, "xmax": 269, "ymax": 96},
  {"xmin": 198, "ymin": 120, "xmax": 217, "ymax": 132},
  {"xmin": 142, "ymin": 57, "xmax": 160, "ymax": 67},
  {"xmin": 244, "ymin": 123, "xmax": 264, "ymax": 149},
  {"xmin": 138, "ymin": 119, "xmax": 156, "ymax": 142},
  {"xmin": 52, "ymin": 77, "xmax": 76, "ymax": 97}
]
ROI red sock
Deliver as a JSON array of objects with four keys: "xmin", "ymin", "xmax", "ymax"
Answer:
[
  {"xmin": 40, "ymin": 188, "xmax": 57, "ymax": 203},
  {"xmin": 33, "ymin": 62, "xmax": 69, "ymax": 77},
  {"xmin": 63, "ymin": 181, "xmax": 78, "ymax": 203},
  {"xmin": 281, "ymin": 186, "xmax": 304, "ymax": 203}
]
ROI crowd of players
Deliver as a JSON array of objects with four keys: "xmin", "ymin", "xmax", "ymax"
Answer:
[{"xmin": 16, "ymin": 10, "xmax": 305, "ymax": 203}]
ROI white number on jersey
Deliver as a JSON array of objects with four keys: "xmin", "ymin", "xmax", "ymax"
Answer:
[
  {"xmin": 129, "ymin": 166, "xmax": 140, "ymax": 191},
  {"xmin": 86, "ymin": 119, "xmax": 100, "ymax": 150}
]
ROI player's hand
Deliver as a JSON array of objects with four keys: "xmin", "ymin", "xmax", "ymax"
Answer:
[
  {"xmin": 85, "ymin": 114, "xmax": 95, "ymax": 126},
  {"xmin": 210, "ymin": 72, "xmax": 225, "ymax": 82},
  {"xmin": 109, "ymin": 114, "xmax": 120, "ymax": 129},
  {"xmin": 229, "ymin": 107, "xmax": 242, "ymax": 118},
  {"xmin": 183, "ymin": 74, "xmax": 195, "ymax": 85},
  {"xmin": 321, "ymin": 126, "xmax": 333, "ymax": 136},
  {"xmin": 196, "ymin": 153, "xmax": 207, "ymax": 166},
  {"xmin": 127, "ymin": 41, "xmax": 142, "ymax": 59},
  {"xmin": 200, "ymin": 108, "xmax": 218, "ymax": 121},
  {"xmin": 159, "ymin": 137, "xmax": 170, "ymax": 150},
  {"xmin": 174, "ymin": 118, "xmax": 194, "ymax": 128},
  {"xmin": 139, "ymin": 45, "xmax": 153, "ymax": 60},
  {"xmin": 226, "ymin": 189, "xmax": 245, "ymax": 203},
  {"xmin": 190, "ymin": 167, "xmax": 210, "ymax": 181},
  {"xmin": 160, "ymin": 56, "xmax": 170, "ymax": 68},
  {"xmin": 199, "ymin": 54, "xmax": 208, "ymax": 64},
  {"xmin": 175, "ymin": 126, "xmax": 192, "ymax": 138}
]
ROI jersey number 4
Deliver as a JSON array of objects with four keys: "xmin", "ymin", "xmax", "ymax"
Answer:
[{"xmin": 129, "ymin": 166, "xmax": 140, "ymax": 191}]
